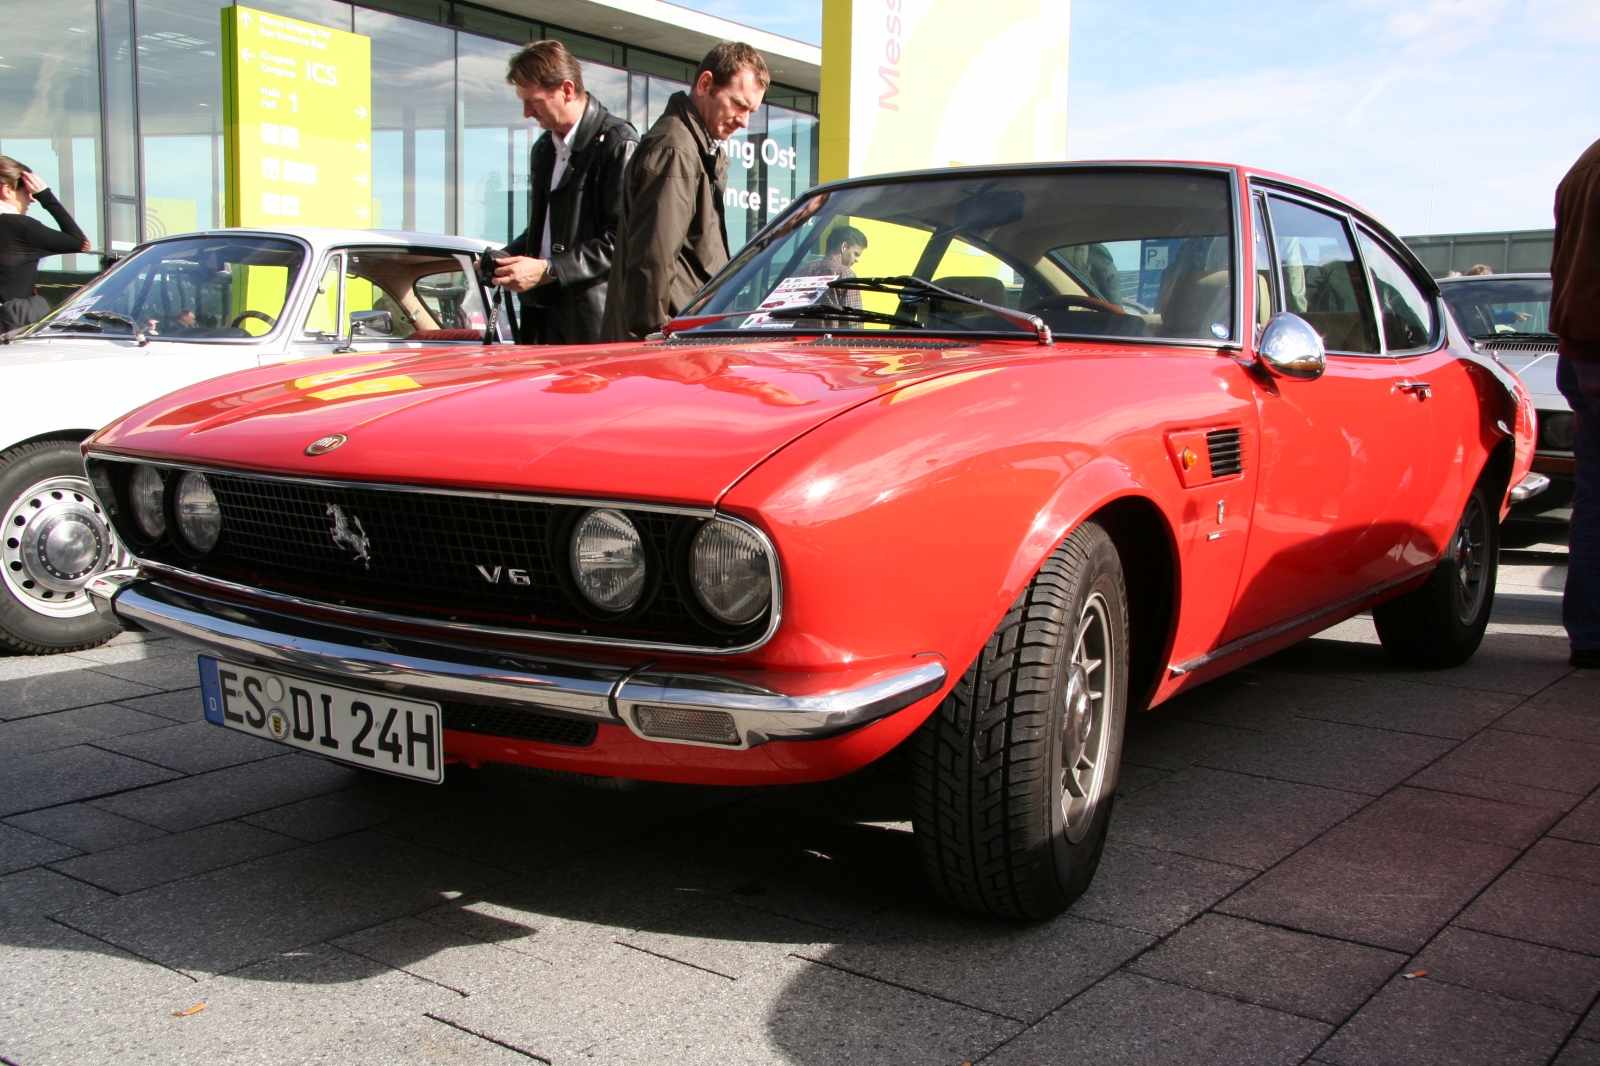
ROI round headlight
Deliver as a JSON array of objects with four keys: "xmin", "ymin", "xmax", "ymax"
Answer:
[
  {"xmin": 173, "ymin": 471, "xmax": 221, "ymax": 552},
  {"xmin": 1541, "ymin": 411, "xmax": 1574, "ymax": 452},
  {"xmin": 128, "ymin": 465, "xmax": 166, "ymax": 539},
  {"xmin": 569, "ymin": 508, "xmax": 646, "ymax": 612},
  {"xmin": 88, "ymin": 466, "xmax": 116, "ymax": 515},
  {"xmin": 690, "ymin": 520, "xmax": 771, "ymax": 625}
]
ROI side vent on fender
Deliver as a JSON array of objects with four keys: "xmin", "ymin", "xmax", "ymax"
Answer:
[{"xmin": 1206, "ymin": 428, "xmax": 1243, "ymax": 478}]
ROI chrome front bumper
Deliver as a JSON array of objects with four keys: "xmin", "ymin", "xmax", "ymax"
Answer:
[
  {"xmin": 87, "ymin": 572, "xmax": 946, "ymax": 750},
  {"xmin": 1510, "ymin": 471, "xmax": 1552, "ymax": 503}
]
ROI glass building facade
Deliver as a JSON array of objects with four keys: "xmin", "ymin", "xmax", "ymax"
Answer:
[{"xmin": 0, "ymin": 0, "xmax": 818, "ymax": 281}]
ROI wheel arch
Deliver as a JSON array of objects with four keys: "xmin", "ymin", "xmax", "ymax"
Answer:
[
  {"xmin": 3, "ymin": 429, "xmax": 96, "ymax": 455},
  {"xmin": 1088, "ymin": 496, "xmax": 1180, "ymax": 714},
  {"xmin": 994, "ymin": 458, "xmax": 1180, "ymax": 716}
]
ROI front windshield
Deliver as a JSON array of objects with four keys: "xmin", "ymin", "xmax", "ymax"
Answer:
[
  {"xmin": 36, "ymin": 235, "xmax": 306, "ymax": 341},
  {"xmin": 1440, "ymin": 278, "xmax": 1551, "ymax": 339},
  {"xmin": 682, "ymin": 168, "xmax": 1237, "ymax": 343}
]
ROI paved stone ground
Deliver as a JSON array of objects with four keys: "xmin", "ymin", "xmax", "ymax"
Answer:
[{"xmin": 0, "ymin": 535, "xmax": 1594, "ymax": 1065}]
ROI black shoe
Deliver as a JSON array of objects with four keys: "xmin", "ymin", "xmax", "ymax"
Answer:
[{"xmin": 1574, "ymin": 648, "xmax": 1600, "ymax": 669}]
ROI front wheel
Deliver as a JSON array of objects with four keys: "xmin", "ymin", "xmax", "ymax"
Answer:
[
  {"xmin": 0, "ymin": 440, "xmax": 127, "ymax": 654},
  {"xmin": 908, "ymin": 520, "xmax": 1130, "ymax": 920},
  {"xmin": 1374, "ymin": 481, "xmax": 1497, "ymax": 668}
]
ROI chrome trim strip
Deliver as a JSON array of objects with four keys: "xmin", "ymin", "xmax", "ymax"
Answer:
[
  {"xmin": 1168, "ymin": 566, "xmax": 1434, "ymax": 677},
  {"xmin": 83, "ymin": 456, "xmax": 781, "ymax": 655},
  {"xmin": 617, "ymin": 661, "xmax": 948, "ymax": 748},
  {"xmin": 107, "ymin": 578, "xmax": 941, "ymax": 748},
  {"xmin": 83, "ymin": 453, "xmax": 719, "ymax": 517}
]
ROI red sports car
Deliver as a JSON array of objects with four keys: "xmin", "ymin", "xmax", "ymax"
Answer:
[{"xmin": 82, "ymin": 162, "xmax": 1541, "ymax": 919}]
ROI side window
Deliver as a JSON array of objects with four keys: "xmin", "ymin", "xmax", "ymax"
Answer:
[
  {"xmin": 1252, "ymin": 195, "xmax": 1277, "ymax": 328},
  {"xmin": 1356, "ymin": 229, "xmax": 1435, "ymax": 352},
  {"xmin": 1267, "ymin": 196, "xmax": 1379, "ymax": 354},
  {"xmin": 301, "ymin": 255, "xmax": 343, "ymax": 338},
  {"xmin": 343, "ymin": 250, "xmax": 487, "ymax": 339}
]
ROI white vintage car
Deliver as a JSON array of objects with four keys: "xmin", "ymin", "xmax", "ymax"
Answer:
[
  {"xmin": 1437, "ymin": 273, "xmax": 1570, "ymax": 525},
  {"xmin": 1, "ymin": 227, "xmax": 504, "ymax": 653}
]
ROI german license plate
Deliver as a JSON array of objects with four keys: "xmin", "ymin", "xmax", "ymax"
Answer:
[{"xmin": 198, "ymin": 656, "xmax": 443, "ymax": 783}]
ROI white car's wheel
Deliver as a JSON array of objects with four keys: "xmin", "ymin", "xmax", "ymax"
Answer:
[{"xmin": 0, "ymin": 440, "xmax": 127, "ymax": 653}]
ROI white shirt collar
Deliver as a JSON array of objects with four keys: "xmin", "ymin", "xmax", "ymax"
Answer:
[{"xmin": 0, "ymin": 201, "xmax": 20, "ymax": 216}]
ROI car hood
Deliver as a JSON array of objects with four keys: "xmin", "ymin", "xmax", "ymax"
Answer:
[
  {"xmin": 89, "ymin": 337, "xmax": 1024, "ymax": 505},
  {"xmin": 0, "ymin": 333, "xmax": 159, "ymax": 365},
  {"xmin": 1488, "ymin": 350, "xmax": 1567, "ymax": 411}
]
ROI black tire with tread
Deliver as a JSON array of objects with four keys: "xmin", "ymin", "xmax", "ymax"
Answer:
[
  {"xmin": 908, "ymin": 521, "xmax": 1129, "ymax": 920},
  {"xmin": 0, "ymin": 439, "xmax": 120, "ymax": 655},
  {"xmin": 1374, "ymin": 481, "xmax": 1497, "ymax": 668}
]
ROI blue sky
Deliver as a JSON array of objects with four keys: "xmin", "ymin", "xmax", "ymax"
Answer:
[{"xmin": 668, "ymin": 0, "xmax": 1600, "ymax": 235}]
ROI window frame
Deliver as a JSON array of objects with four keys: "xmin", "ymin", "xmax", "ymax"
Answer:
[
  {"xmin": 1259, "ymin": 187, "xmax": 1384, "ymax": 358},
  {"xmin": 300, "ymin": 252, "xmax": 349, "ymax": 342},
  {"xmin": 1353, "ymin": 223, "xmax": 1443, "ymax": 356}
]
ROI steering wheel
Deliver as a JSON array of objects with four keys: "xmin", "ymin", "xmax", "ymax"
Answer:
[
  {"xmin": 230, "ymin": 310, "xmax": 277, "ymax": 330},
  {"xmin": 1023, "ymin": 294, "xmax": 1127, "ymax": 315}
]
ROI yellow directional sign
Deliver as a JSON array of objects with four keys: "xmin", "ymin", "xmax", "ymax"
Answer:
[{"xmin": 222, "ymin": 5, "xmax": 372, "ymax": 228}]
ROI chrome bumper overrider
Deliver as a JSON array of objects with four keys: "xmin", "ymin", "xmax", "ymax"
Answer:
[
  {"xmin": 87, "ymin": 572, "xmax": 946, "ymax": 750},
  {"xmin": 1510, "ymin": 472, "xmax": 1552, "ymax": 503}
]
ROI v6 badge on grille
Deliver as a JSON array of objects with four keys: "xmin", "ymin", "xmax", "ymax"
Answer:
[{"xmin": 305, "ymin": 434, "xmax": 347, "ymax": 456}]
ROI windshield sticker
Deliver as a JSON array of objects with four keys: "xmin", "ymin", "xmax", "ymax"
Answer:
[
  {"xmin": 740, "ymin": 274, "xmax": 838, "ymax": 329},
  {"xmin": 55, "ymin": 294, "xmax": 99, "ymax": 319}
]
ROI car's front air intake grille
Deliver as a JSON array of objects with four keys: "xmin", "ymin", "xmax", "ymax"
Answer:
[
  {"xmin": 92, "ymin": 463, "xmax": 767, "ymax": 650},
  {"xmin": 1206, "ymin": 428, "xmax": 1243, "ymax": 477},
  {"xmin": 441, "ymin": 702, "xmax": 597, "ymax": 747},
  {"xmin": 1477, "ymin": 338, "xmax": 1558, "ymax": 353}
]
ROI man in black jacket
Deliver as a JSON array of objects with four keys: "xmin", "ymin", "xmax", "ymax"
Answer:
[
  {"xmin": 1552, "ymin": 136, "xmax": 1600, "ymax": 669},
  {"xmin": 494, "ymin": 41, "xmax": 636, "ymax": 344}
]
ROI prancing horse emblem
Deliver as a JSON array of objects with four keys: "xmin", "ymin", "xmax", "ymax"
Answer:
[{"xmin": 325, "ymin": 504, "xmax": 371, "ymax": 569}]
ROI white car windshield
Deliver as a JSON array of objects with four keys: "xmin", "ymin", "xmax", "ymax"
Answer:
[
  {"xmin": 679, "ymin": 168, "xmax": 1237, "ymax": 343},
  {"xmin": 1439, "ymin": 277, "xmax": 1553, "ymax": 340},
  {"xmin": 37, "ymin": 235, "xmax": 307, "ymax": 341}
]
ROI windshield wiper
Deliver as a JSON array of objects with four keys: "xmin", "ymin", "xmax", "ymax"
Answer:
[
  {"xmin": 764, "ymin": 302, "xmax": 924, "ymax": 330},
  {"xmin": 47, "ymin": 310, "xmax": 139, "ymax": 335},
  {"xmin": 835, "ymin": 276, "xmax": 1052, "ymax": 346}
]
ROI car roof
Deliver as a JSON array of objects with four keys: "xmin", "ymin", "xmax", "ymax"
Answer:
[{"xmin": 136, "ymin": 227, "xmax": 497, "ymax": 256}]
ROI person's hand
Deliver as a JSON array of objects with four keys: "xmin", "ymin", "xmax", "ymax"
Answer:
[
  {"xmin": 80, "ymin": 236, "xmax": 90, "ymax": 252},
  {"xmin": 19, "ymin": 172, "xmax": 47, "ymax": 197},
  {"xmin": 492, "ymin": 256, "xmax": 550, "ymax": 292}
]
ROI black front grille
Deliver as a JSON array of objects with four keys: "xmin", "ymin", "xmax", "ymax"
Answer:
[
  {"xmin": 1206, "ymin": 428, "xmax": 1243, "ymax": 477},
  {"xmin": 441, "ymin": 702, "xmax": 597, "ymax": 747},
  {"xmin": 95, "ymin": 463, "xmax": 763, "ymax": 649},
  {"xmin": 1477, "ymin": 338, "xmax": 1558, "ymax": 353}
]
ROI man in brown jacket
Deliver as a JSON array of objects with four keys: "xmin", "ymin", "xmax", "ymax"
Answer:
[
  {"xmin": 601, "ymin": 43, "xmax": 768, "ymax": 342},
  {"xmin": 1551, "ymin": 137, "xmax": 1600, "ymax": 668}
]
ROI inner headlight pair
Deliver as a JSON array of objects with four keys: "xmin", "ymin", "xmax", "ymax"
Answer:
[
  {"xmin": 568, "ymin": 508, "xmax": 771, "ymax": 626},
  {"xmin": 126, "ymin": 465, "xmax": 221, "ymax": 552}
]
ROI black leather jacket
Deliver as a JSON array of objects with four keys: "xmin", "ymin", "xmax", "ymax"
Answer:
[{"xmin": 505, "ymin": 94, "xmax": 637, "ymax": 344}]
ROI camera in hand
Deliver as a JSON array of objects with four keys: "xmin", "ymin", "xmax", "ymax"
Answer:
[{"xmin": 478, "ymin": 248, "xmax": 511, "ymax": 288}]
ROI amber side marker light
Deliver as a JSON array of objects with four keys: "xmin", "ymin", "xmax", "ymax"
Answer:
[{"xmin": 1180, "ymin": 447, "xmax": 1199, "ymax": 470}]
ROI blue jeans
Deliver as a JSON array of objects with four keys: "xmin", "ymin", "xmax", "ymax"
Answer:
[{"xmin": 1558, "ymin": 355, "xmax": 1600, "ymax": 652}]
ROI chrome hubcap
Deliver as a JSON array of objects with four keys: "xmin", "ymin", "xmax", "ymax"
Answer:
[
  {"xmin": 1061, "ymin": 592, "xmax": 1114, "ymax": 844},
  {"xmin": 2, "ymin": 475, "xmax": 127, "ymax": 619},
  {"xmin": 1451, "ymin": 494, "xmax": 1489, "ymax": 626}
]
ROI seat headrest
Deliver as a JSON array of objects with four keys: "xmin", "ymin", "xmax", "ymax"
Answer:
[{"xmin": 931, "ymin": 275, "xmax": 1007, "ymax": 307}]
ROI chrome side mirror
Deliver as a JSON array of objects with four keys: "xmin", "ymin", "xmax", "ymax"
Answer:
[
  {"xmin": 349, "ymin": 309, "xmax": 394, "ymax": 337},
  {"xmin": 1257, "ymin": 312, "xmax": 1326, "ymax": 380}
]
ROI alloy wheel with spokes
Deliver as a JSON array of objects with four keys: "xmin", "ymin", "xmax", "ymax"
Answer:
[
  {"xmin": 1062, "ymin": 592, "xmax": 1115, "ymax": 844},
  {"xmin": 1450, "ymin": 492, "xmax": 1489, "ymax": 626}
]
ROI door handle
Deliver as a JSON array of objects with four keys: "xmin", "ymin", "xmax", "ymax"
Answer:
[{"xmin": 1396, "ymin": 380, "xmax": 1431, "ymax": 399}]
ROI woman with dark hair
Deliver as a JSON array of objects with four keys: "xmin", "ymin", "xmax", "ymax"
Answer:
[{"xmin": 0, "ymin": 156, "xmax": 90, "ymax": 331}]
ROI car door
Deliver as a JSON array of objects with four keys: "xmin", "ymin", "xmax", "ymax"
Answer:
[{"xmin": 1224, "ymin": 191, "xmax": 1433, "ymax": 642}]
